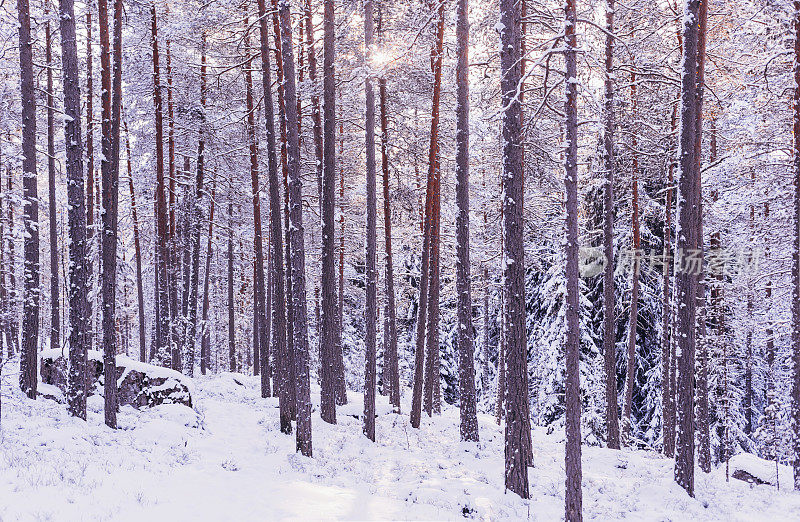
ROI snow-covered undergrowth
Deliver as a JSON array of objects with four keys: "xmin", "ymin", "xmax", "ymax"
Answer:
[{"xmin": 1, "ymin": 359, "xmax": 799, "ymax": 521}]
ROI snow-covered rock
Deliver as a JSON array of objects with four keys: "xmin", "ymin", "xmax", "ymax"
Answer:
[
  {"xmin": 729, "ymin": 453, "xmax": 793, "ymax": 487},
  {"xmin": 39, "ymin": 349, "xmax": 193, "ymax": 409}
]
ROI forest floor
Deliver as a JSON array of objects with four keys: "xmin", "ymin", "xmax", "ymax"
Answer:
[{"xmin": 1, "ymin": 359, "xmax": 799, "ymax": 521}]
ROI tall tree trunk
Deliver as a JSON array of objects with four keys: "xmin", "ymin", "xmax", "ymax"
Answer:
[
  {"xmin": 674, "ymin": 0, "xmax": 701, "ymax": 498},
  {"xmin": 320, "ymin": 0, "xmax": 339, "ymax": 423},
  {"xmin": 792, "ymin": 2, "xmax": 800, "ymax": 490},
  {"xmin": 362, "ymin": 0, "xmax": 378, "ymax": 442},
  {"xmin": 622, "ymin": 73, "xmax": 641, "ymax": 444},
  {"xmin": 663, "ymin": 102, "xmax": 677, "ymax": 456},
  {"xmin": 258, "ymin": 0, "xmax": 290, "ymax": 426},
  {"xmin": 61, "ymin": 0, "xmax": 91, "ymax": 419},
  {"xmin": 186, "ymin": 34, "xmax": 207, "ymax": 379},
  {"xmin": 124, "ymin": 118, "xmax": 146, "ymax": 363},
  {"xmin": 377, "ymin": 29, "xmax": 400, "ymax": 413},
  {"xmin": 279, "ymin": 0, "xmax": 313, "ymax": 456},
  {"xmin": 336, "ymin": 115, "xmax": 347, "ymax": 405},
  {"xmin": 499, "ymin": 0, "xmax": 530, "ymax": 499},
  {"xmin": 601, "ymin": 0, "xmax": 620, "ymax": 451},
  {"xmin": 17, "ymin": 0, "xmax": 39, "ymax": 400},
  {"xmin": 86, "ymin": 7, "xmax": 97, "ymax": 357},
  {"xmin": 200, "ymin": 180, "xmax": 216, "ymax": 375},
  {"xmin": 455, "ymin": 0, "xmax": 478, "ymax": 442},
  {"xmin": 1, "ymin": 132, "xmax": 7, "ymax": 364},
  {"xmin": 409, "ymin": 66, "xmax": 435, "ymax": 430},
  {"xmin": 423, "ymin": 0, "xmax": 445, "ymax": 418},
  {"xmin": 305, "ymin": 0, "xmax": 323, "ymax": 206},
  {"xmin": 46, "ymin": 18, "xmax": 61, "ymax": 356},
  {"xmin": 228, "ymin": 192, "xmax": 236, "ymax": 373},
  {"xmin": 271, "ymin": 0, "xmax": 297, "ymax": 421},
  {"xmin": 100, "ymin": 0, "xmax": 123, "ymax": 428},
  {"xmin": 6, "ymin": 157, "xmax": 19, "ymax": 359},
  {"xmin": 243, "ymin": 12, "xmax": 269, "ymax": 389},
  {"xmin": 165, "ymin": 16, "xmax": 180, "ymax": 373},
  {"xmin": 563, "ymin": 0, "xmax": 583, "ymax": 518},
  {"xmin": 694, "ymin": 0, "xmax": 711, "ymax": 476},
  {"xmin": 151, "ymin": 3, "xmax": 171, "ymax": 367}
]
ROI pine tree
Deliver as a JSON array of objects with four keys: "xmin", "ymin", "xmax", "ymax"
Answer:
[{"xmin": 61, "ymin": 0, "xmax": 91, "ymax": 419}]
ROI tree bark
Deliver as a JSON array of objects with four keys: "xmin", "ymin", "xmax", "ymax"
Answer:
[
  {"xmin": 46, "ymin": 18, "xmax": 61, "ymax": 357},
  {"xmin": 319, "ymin": 0, "xmax": 339, "ymax": 424},
  {"xmin": 123, "ymin": 118, "xmax": 146, "ymax": 363},
  {"xmin": 151, "ymin": 3, "xmax": 171, "ymax": 367},
  {"xmin": 455, "ymin": 0, "xmax": 479, "ymax": 442},
  {"xmin": 694, "ymin": 0, "xmax": 711, "ymax": 476},
  {"xmin": 674, "ymin": 0, "xmax": 701, "ymax": 498},
  {"xmin": 601, "ymin": 0, "xmax": 620, "ymax": 451},
  {"xmin": 377, "ymin": 36, "xmax": 400, "ymax": 413},
  {"xmin": 258, "ymin": 0, "xmax": 290, "ymax": 428},
  {"xmin": 564, "ymin": 0, "xmax": 583, "ymax": 517},
  {"xmin": 335, "ymin": 115, "xmax": 347, "ymax": 405},
  {"xmin": 362, "ymin": 0, "xmax": 378, "ymax": 443},
  {"xmin": 279, "ymin": 0, "xmax": 313, "ymax": 456},
  {"xmin": 243, "ymin": 12, "xmax": 269, "ymax": 389},
  {"xmin": 99, "ymin": 0, "xmax": 122, "ymax": 428},
  {"xmin": 200, "ymin": 181, "xmax": 216, "ymax": 375},
  {"xmin": 228, "ymin": 192, "xmax": 236, "ymax": 373},
  {"xmin": 272, "ymin": 0, "xmax": 297, "ymax": 422},
  {"xmin": 86, "ymin": 7, "xmax": 96, "ymax": 357},
  {"xmin": 792, "ymin": 2, "xmax": 800, "ymax": 489},
  {"xmin": 185, "ymin": 34, "xmax": 207, "ymax": 379},
  {"xmin": 500, "ymin": 0, "xmax": 530, "ymax": 499},
  {"xmin": 423, "ymin": 0, "xmax": 446, "ymax": 418},
  {"xmin": 17, "ymin": 0, "xmax": 39, "ymax": 400},
  {"xmin": 622, "ymin": 73, "xmax": 641, "ymax": 445},
  {"xmin": 61, "ymin": 0, "xmax": 91, "ymax": 419}
]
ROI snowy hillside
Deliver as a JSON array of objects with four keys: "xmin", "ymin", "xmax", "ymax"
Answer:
[{"xmin": 1, "ymin": 359, "xmax": 798, "ymax": 521}]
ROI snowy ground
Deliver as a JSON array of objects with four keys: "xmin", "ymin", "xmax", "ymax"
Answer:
[{"xmin": 1, "ymin": 360, "xmax": 800, "ymax": 521}]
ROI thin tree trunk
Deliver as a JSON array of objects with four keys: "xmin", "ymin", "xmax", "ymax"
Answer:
[
  {"xmin": 279, "ymin": 0, "xmax": 313, "ymax": 456},
  {"xmin": 455, "ymin": 0, "xmax": 478, "ymax": 442},
  {"xmin": 61, "ymin": 0, "xmax": 91, "ymax": 419},
  {"xmin": 674, "ymin": 0, "xmax": 701, "ymax": 498},
  {"xmin": 377, "ymin": 40, "xmax": 400, "ymax": 413},
  {"xmin": 186, "ymin": 34, "xmax": 207, "ymax": 379},
  {"xmin": 362, "ymin": 0, "xmax": 378, "ymax": 442},
  {"xmin": 243, "ymin": 12, "xmax": 269, "ymax": 388},
  {"xmin": 622, "ymin": 73, "xmax": 641, "ymax": 444},
  {"xmin": 258, "ymin": 0, "xmax": 290, "ymax": 426},
  {"xmin": 320, "ymin": 0, "xmax": 339, "ymax": 423},
  {"xmin": 336, "ymin": 114, "xmax": 347, "ymax": 405},
  {"xmin": 46, "ymin": 18, "xmax": 61, "ymax": 356},
  {"xmin": 6, "ymin": 156, "xmax": 19, "ymax": 359},
  {"xmin": 564, "ymin": 0, "xmax": 583, "ymax": 517},
  {"xmin": 165, "ymin": 15, "xmax": 180, "ymax": 373},
  {"xmin": 228, "ymin": 193, "xmax": 236, "ymax": 373},
  {"xmin": 409, "ymin": 89, "xmax": 435, "ymax": 429},
  {"xmin": 200, "ymin": 180, "xmax": 216, "ymax": 375},
  {"xmin": 86, "ymin": 7, "xmax": 96, "ymax": 357},
  {"xmin": 124, "ymin": 118, "xmax": 146, "ymax": 363},
  {"xmin": 602, "ymin": 0, "xmax": 620, "ymax": 450},
  {"xmin": 499, "ymin": 0, "xmax": 530, "ymax": 499},
  {"xmin": 0, "ymin": 143, "xmax": 7, "ymax": 363},
  {"xmin": 17, "ymin": 0, "xmax": 39, "ymax": 400},
  {"xmin": 792, "ymin": 4, "xmax": 800, "ymax": 485}
]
